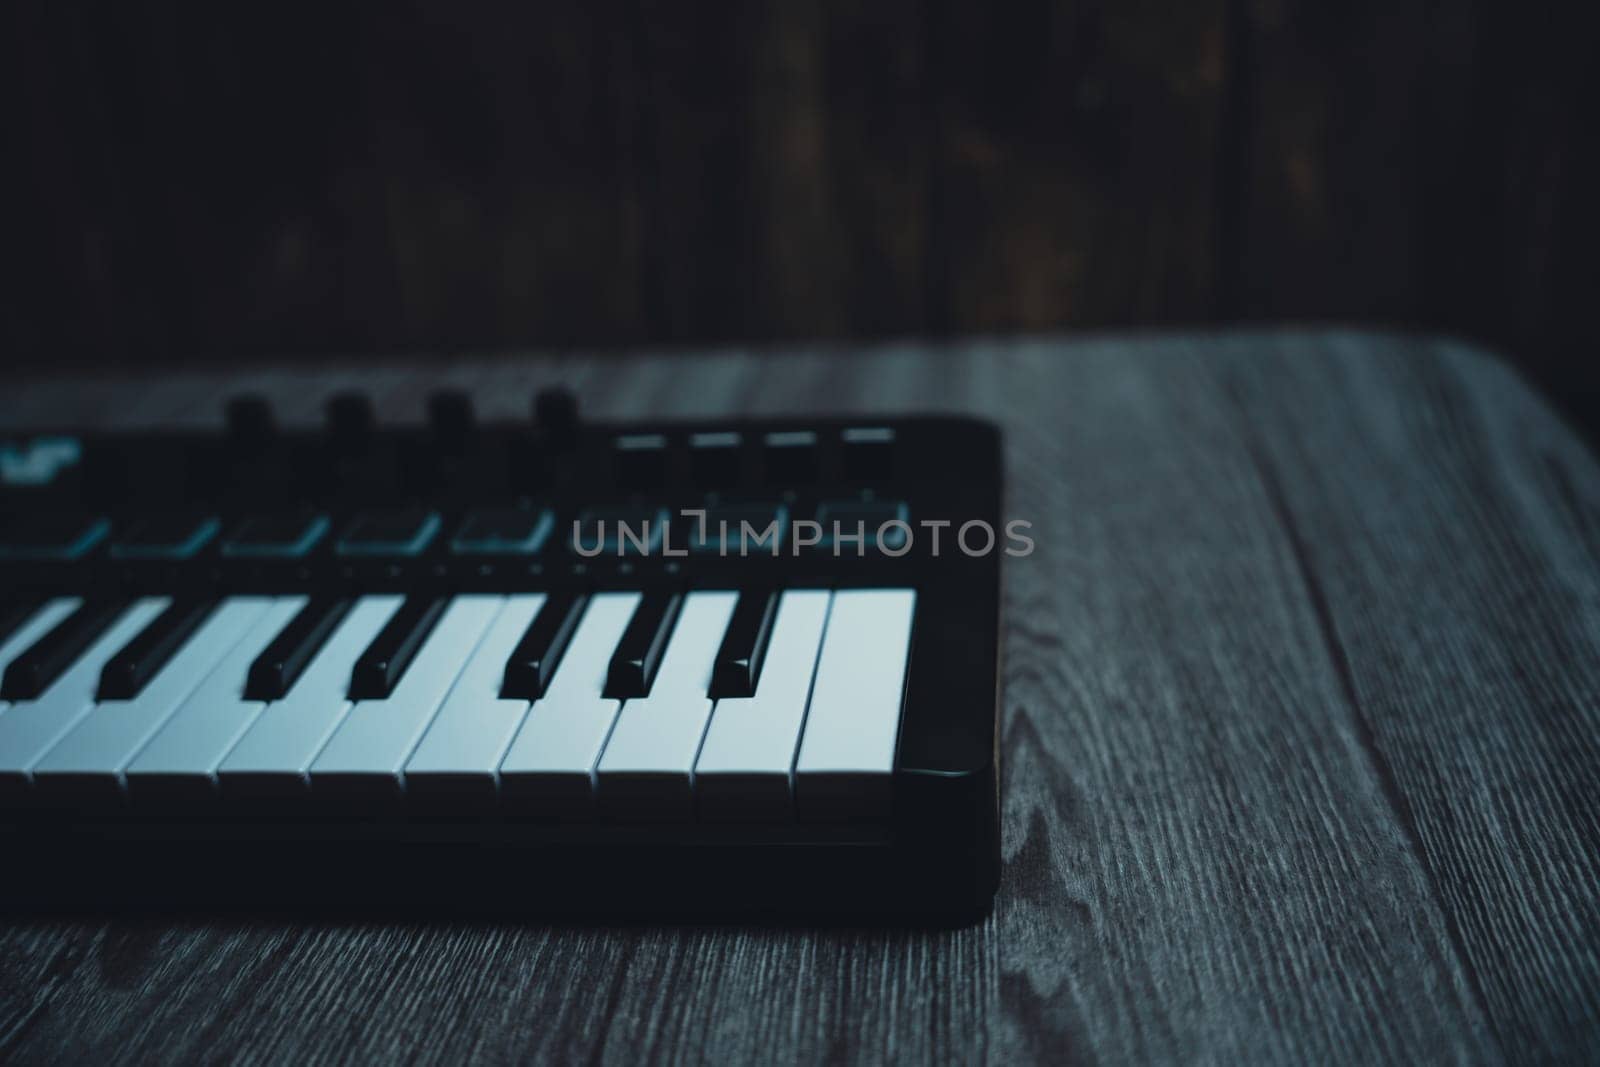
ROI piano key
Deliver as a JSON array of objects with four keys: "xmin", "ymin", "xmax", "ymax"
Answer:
[
  {"xmin": 1, "ymin": 599, "xmax": 130, "ymax": 701},
  {"xmin": 347, "ymin": 596, "xmax": 447, "ymax": 700},
  {"xmin": 602, "ymin": 592, "xmax": 682, "ymax": 699},
  {"xmin": 499, "ymin": 592, "xmax": 641, "ymax": 814},
  {"xmin": 123, "ymin": 597, "xmax": 309, "ymax": 804},
  {"xmin": 0, "ymin": 598, "xmax": 83, "ymax": 704},
  {"xmin": 709, "ymin": 589, "xmax": 778, "ymax": 699},
  {"xmin": 31, "ymin": 598, "xmax": 277, "ymax": 801},
  {"xmin": 0, "ymin": 598, "xmax": 168, "ymax": 791},
  {"xmin": 695, "ymin": 590, "xmax": 830, "ymax": 821},
  {"xmin": 309, "ymin": 595, "xmax": 500, "ymax": 801},
  {"xmin": 499, "ymin": 591, "xmax": 585, "ymax": 700},
  {"xmin": 96, "ymin": 598, "xmax": 217, "ymax": 700},
  {"xmin": 404, "ymin": 594, "xmax": 545, "ymax": 803},
  {"xmin": 794, "ymin": 588, "xmax": 916, "ymax": 820},
  {"xmin": 244, "ymin": 597, "xmax": 355, "ymax": 701},
  {"xmin": 596, "ymin": 590, "xmax": 738, "ymax": 820},
  {"xmin": 216, "ymin": 595, "xmax": 404, "ymax": 799}
]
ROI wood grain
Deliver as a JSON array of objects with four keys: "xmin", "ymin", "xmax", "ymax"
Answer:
[{"xmin": 1, "ymin": 332, "xmax": 1597, "ymax": 1063}]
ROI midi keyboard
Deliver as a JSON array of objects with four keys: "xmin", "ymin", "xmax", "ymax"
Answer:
[{"xmin": 0, "ymin": 390, "xmax": 1002, "ymax": 920}]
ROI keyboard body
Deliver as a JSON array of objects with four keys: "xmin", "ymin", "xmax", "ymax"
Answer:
[{"xmin": 0, "ymin": 403, "xmax": 1002, "ymax": 921}]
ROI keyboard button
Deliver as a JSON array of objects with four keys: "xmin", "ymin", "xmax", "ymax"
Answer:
[
  {"xmin": 763, "ymin": 430, "xmax": 818, "ymax": 484},
  {"xmin": 450, "ymin": 508, "xmax": 554, "ymax": 556},
  {"xmin": 97, "ymin": 599, "xmax": 217, "ymax": 700},
  {"xmin": 689, "ymin": 431, "xmax": 742, "ymax": 487},
  {"xmin": 405, "ymin": 595, "xmax": 546, "ymax": 802},
  {"xmin": 221, "ymin": 514, "xmax": 330, "ymax": 558},
  {"xmin": 244, "ymin": 598, "xmax": 355, "ymax": 701},
  {"xmin": 499, "ymin": 592, "xmax": 639, "ymax": 814},
  {"xmin": 709, "ymin": 589, "xmax": 778, "ymax": 699},
  {"xmin": 0, "ymin": 599, "xmax": 82, "ymax": 705},
  {"xmin": 571, "ymin": 507, "xmax": 669, "ymax": 557},
  {"xmin": 814, "ymin": 499, "xmax": 911, "ymax": 554},
  {"xmin": 688, "ymin": 503, "xmax": 787, "ymax": 555},
  {"xmin": 0, "ymin": 599, "xmax": 168, "ymax": 790},
  {"xmin": 794, "ymin": 588, "xmax": 915, "ymax": 820},
  {"xmin": 310, "ymin": 596, "xmax": 499, "ymax": 802},
  {"xmin": 613, "ymin": 433, "xmax": 668, "ymax": 490},
  {"xmin": 335, "ymin": 509, "xmax": 441, "ymax": 557},
  {"xmin": 597, "ymin": 590, "xmax": 738, "ymax": 820},
  {"xmin": 33, "ymin": 598, "xmax": 278, "ymax": 802},
  {"xmin": 841, "ymin": 426, "xmax": 896, "ymax": 481},
  {"xmin": 108, "ymin": 515, "xmax": 220, "ymax": 560},
  {"xmin": 603, "ymin": 592, "xmax": 683, "ymax": 699},
  {"xmin": 124, "ymin": 598, "xmax": 308, "ymax": 805},
  {"xmin": 695, "ymin": 590, "xmax": 830, "ymax": 821},
  {"xmin": 0, "ymin": 515, "xmax": 110, "ymax": 561},
  {"xmin": 217, "ymin": 596, "xmax": 403, "ymax": 798},
  {"xmin": 1, "ymin": 600, "xmax": 130, "ymax": 701},
  {"xmin": 499, "ymin": 592, "xmax": 585, "ymax": 699},
  {"xmin": 347, "ymin": 597, "xmax": 447, "ymax": 700}
]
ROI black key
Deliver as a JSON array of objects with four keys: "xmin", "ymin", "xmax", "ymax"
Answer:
[
  {"xmin": 222, "ymin": 514, "xmax": 330, "ymax": 558},
  {"xmin": 603, "ymin": 593, "xmax": 683, "ymax": 699},
  {"xmin": 109, "ymin": 515, "xmax": 221, "ymax": 560},
  {"xmin": 245, "ymin": 598, "xmax": 355, "ymax": 701},
  {"xmin": 709, "ymin": 590, "xmax": 779, "ymax": 699},
  {"xmin": 348, "ymin": 597, "xmax": 447, "ymax": 700},
  {"xmin": 0, "ymin": 598, "xmax": 44, "ymax": 649},
  {"xmin": 1, "ymin": 600, "xmax": 128, "ymax": 701},
  {"xmin": 96, "ymin": 599, "xmax": 217, "ymax": 700},
  {"xmin": 0, "ymin": 514, "xmax": 110, "ymax": 561},
  {"xmin": 335, "ymin": 509, "xmax": 441, "ymax": 557},
  {"xmin": 500, "ymin": 593, "xmax": 586, "ymax": 699},
  {"xmin": 451, "ymin": 508, "xmax": 554, "ymax": 556}
]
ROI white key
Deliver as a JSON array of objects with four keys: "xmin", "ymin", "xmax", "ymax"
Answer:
[
  {"xmin": 216, "ymin": 595, "xmax": 403, "ymax": 798},
  {"xmin": 309, "ymin": 595, "xmax": 499, "ymax": 799},
  {"xmin": 695, "ymin": 589, "xmax": 830, "ymax": 821},
  {"xmin": 499, "ymin": 592, "xmax": 640, "ymax": 814},
  {"xmin": 123, "ymin": 597, "xmax": 308, "ymax": 802},
  {"xmin": 794, "ymin": 588, "xmax": 916, "ymax": 820},
  {"xmin": 32, "ymin": 598, "xmax": 275, "ymax": 800},
  {"xmin": 597, "ymin": 590, "xmax": 737, "ymax": 819},
  {"xmin": 0, "ymin": 598, "xmax": 169, "ymax": 789},
  {"xmin": 404, "ymin": 594, "xmax": 542, "ymax": 803},
  {"xmin": 0, "ymin": 598, "xmax": 82, "ymax": 715}
]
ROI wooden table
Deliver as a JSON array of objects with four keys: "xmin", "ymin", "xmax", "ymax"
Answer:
[{"xmin": 1, "ymin": 332, "xmax": 1596, "ymax": 1063}]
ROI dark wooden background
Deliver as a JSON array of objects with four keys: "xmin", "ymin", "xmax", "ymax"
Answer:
[{"xmin": 4, "ymin": 3, "xmax": 1596, "ymax": 425}]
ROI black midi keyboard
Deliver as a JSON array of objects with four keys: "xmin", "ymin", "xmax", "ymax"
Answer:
[{"xmin": 0, "ymin": 390, "xmax": 1003, "ymax": 921}]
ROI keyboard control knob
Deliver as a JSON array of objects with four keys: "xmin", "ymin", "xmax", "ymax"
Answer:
[
  {"xmin": 225, "ymin": 395, "xmax": 276, "ymax": 451},
  {"xmin": 533, "ymin": 387, "xmax": 579, "ymax": 449},
  {"xmin": 326, "ymin": 392, "xmax": 375, "ymax": 451},
  {"xmin": 428, "ymin": 389, "xmax": 475, "ymax": 447}
]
